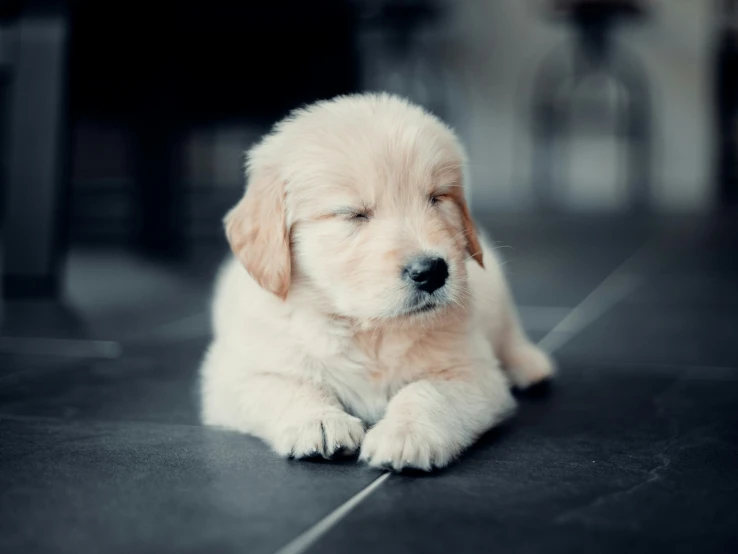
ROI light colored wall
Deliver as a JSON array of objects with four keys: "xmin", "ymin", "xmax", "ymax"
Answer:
[{"xmin": 443, "ymin": 0, "xmax": 713, "ymax": 212}]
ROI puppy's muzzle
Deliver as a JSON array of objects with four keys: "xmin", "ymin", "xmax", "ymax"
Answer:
[{"xmin": 403, "ymin": 256, "xmax": 449, "ymax": 293}]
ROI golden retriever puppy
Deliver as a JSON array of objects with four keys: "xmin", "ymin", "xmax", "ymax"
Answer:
[{"xmin": 200, "ymin": 93, "xmax": 554, "ymax": 471}]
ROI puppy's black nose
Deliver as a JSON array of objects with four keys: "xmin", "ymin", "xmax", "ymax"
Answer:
[{"xmin": 404, "ymin": 257, "xmax": 449, "ymax": 293}]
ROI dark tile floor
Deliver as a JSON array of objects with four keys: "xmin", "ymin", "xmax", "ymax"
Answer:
[{"xmin": 1, "ymin": 216, "xmax": 737, "ymax": 554}]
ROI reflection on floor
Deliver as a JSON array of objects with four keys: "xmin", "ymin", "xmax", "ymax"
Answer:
[{"xmin": 1, "ymin": 216, "xmax": 737, "ymax": 554}]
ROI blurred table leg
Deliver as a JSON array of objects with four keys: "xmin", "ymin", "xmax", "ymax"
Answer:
[
  {"xmin": 2, "ymin": 5, "xmax": 69, "ymax": 298},
  {"xmin": 715, "ymin": 21, "xmax": 738, "ymax": 209}
]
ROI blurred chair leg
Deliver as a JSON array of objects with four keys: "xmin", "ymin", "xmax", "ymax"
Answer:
[
  {"xmin": 614, "ymin": 50, "xmax": 652, "ymax": 212},
  {"xmin": 625, "ymin": 91, "xmax": 652, "ymax": 212},
  {"xmin": 2, "ymin": 8, "xmax": 70, "ymax": 299},
  {"xmin": 532, "ymin": 100, "xmax": 561, "ymax": 209},
  {"xmin": 715, "ymin": 31, "xmax": 738, "ymax": 209}
]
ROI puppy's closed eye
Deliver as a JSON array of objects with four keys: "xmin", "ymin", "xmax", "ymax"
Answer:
[
  {"xmin": 346, "ymin": 212, "xmax": 370, "ymax": 222},
  {"xmin": 429, "ymin": 194, "xmax": 447, "ymax": 207},
  {"xmin": 430, "ymin": 185, "xmax": 458, "ymax": 207},
  {"xmin": 336, "ymin": 209, "xmax": 372, "ymax": 223}
]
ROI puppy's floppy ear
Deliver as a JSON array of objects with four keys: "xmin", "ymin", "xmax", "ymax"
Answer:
[
  {"xmin": 224, "ymin": 165, "xmax": 291, "ymax": 299},
  {"xmin": 451, "ymin": 190, "xmax": 484, "ymax": 268}
]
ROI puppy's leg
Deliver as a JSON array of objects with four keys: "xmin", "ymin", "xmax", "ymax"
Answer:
[
  {"xmin": 469, "ymin": 245, "xmax": 555, "ymax": 390},
  {"xmin": 210, "ymin": 373, "xmax": 364, "ymax": 459},
  {"xmin": 201, "ymin": 346, "xmax": 364, "ymax": 459},
  {"xmin": 498, "ymin": 300, "xmax": 556, "ymax": 389},
  {"xmin": 360, "ymin": 365, "xmax": 515, "ymax": 471}
]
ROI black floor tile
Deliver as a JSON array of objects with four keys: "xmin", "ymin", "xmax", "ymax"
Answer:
[
  {"xmin": 0, "ymin": 417, "xmax": 379, "ymax": 554},
  {"xmin": 0, "ymin": 249, "xmax": 217, "ymax": 345},
  {"xmin": 0, "ymin": 339, "xmax": 209, "ymax": 425},
  {"xmin": 0, "ymin": 301, "xmax": 92, "ymax": 340},
  {"xmin": 622, "ymin": 223, "xmax": 738, "ymax": 311},
  {"xmin": 2, "ymin": 216, "xmax": 736, "ymax": 554},
  {"xmin": 559, "ymin": 304, "xmax": 738, "ymax": 368},
  {"xmin": 558, "ymin": 223, "xmax": 738, "ymax": 368},
  {"xmin": 480, "ymin": 217, "xmax": 651, "ymax": 308},
  {"xmin": 625, "ymin": 272, "xmax": 738, "ymax": 310},
  {"xmin": 0, "ymin": 353, "xmax": 80, "ymax": 379},
  {"xmin": 310, "ymin": 364, "xmax": 738, "ymax": 554}
]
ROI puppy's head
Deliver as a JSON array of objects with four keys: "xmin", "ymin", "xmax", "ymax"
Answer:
[{"xmin": 226, "ymin": 94, "xmax": 482, "ymax": 323}]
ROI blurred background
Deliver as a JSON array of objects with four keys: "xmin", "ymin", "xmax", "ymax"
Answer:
[
  {"xmin": 0, "ymin": 0, "xmax": 736, "ymax": 302},
  {"xmin": 2, "ymin": 2, "xmax": 738, "ymax": 553}
]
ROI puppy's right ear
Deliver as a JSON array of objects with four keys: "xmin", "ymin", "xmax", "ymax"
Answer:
[{"xmin": 224, "ymin": 166, "xmax": 291, "ymax": 299}]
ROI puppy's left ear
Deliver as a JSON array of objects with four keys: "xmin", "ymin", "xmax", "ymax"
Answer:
[
  {"xmin": 452, "ymin": 191, "xmax": 484, "ymax": 268},
  {"xmin": 224, "ymin": 166, "xmax": 291, "ymax": 299}
]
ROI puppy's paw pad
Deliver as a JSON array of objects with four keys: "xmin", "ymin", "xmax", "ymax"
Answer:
[
  {"xmin": 506, "ymin": 343, "xmax": 556, "ymax": 390},
  {"xmin": 359, "ymin": 420, "xmax": 455, "ymax": 472},
  {"xmin": 274, "ymin": 412, "xmax": 365, "ymax": 460}
]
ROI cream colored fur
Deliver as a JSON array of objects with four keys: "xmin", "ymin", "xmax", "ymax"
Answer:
[{"xmin": 200, "ymin": 93, "xmax": 554, "ymax": 471}]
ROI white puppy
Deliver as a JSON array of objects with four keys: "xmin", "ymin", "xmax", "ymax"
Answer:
[{"xmin": 200, "ymin": 93, "xmax": 554, "ymax": 471}]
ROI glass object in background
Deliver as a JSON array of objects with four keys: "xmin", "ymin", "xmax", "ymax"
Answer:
[{"xmin": 530, "ymin": 0, "xmax": 652, "ymax": 211}]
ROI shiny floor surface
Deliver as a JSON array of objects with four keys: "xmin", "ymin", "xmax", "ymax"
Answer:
[{"xmin": 2, "ymin": 216, "xmax": 737, "ymax": 554}]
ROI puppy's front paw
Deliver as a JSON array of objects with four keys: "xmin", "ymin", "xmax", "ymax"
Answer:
[
  {"xmin": 272, "ymin": 411, "xmax": 365, "ymax": 460},
  {"xmin": 505, "ymin": 342, "xmax": 556, "ymax": 390},
  {"xmin": 360, "ymin": 419, "xmax": 458, "ymax": 472}
]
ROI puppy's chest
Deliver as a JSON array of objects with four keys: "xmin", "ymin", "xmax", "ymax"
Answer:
[
  {"xmin": 355, "ymin": 329, "xmax": 430, "ymax": 379},
  {"xmin": 315, "ymin": 333, "xmax": 428, "ymax": 423},
  {"xmin": 300, "ymin": 323, "xmax": 426, "ymax": 384},
  {"xmin": 349, "ymin": 334, "xmax": 436, "ymax": 410}
]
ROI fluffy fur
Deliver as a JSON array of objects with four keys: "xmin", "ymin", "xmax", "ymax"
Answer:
[{"xmin": 200, "ymin": 93, "xmax": 555, "ymax": 471}]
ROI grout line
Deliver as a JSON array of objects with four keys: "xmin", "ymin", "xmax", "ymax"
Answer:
[
  {"xmin": 273, "ymin": 473, "xmax": 391, "ymax": 554},
  {"xmin": 536, "ymin": 236, "xmax": 662, "ymax": 355},
  {"xmin": 0, "ymin": 337, "xmax": 121, "ymax": 359},
  {"xmin": 122, "ymin": 312, "xmax": 209, "ymax": 344},
  {"xmin": 0, "ymin": 412, "xmax": 207, "ymax": 429},
  {"xmin": 149, "ymin": 312, "xmax": 209, "ymax": 336},
  {"xmin": 536, "ymin": 273, "xmax": 641, "ymax": 354},
  {"xmin": 517, "ymin": 306, "xmax": 574, "ymax": 332}
]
